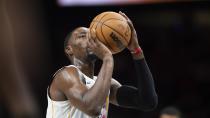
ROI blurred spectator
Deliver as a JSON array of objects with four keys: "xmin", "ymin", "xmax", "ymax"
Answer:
[
  {"xmin": 160, "ymin": 106, "xmax": 182, "ymax": 118},
  {"xmin": 0, "ymin": 0, "xmax": 51, "ymax": 117},
  {"xmin": 0, "ymin": 0, "xmax": 39, "ymax": 117}
]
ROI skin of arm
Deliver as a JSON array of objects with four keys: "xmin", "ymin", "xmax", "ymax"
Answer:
[
  {"xmin": 53, "ymin": 30, "xmax": 114, "ymax": 117},
  {"xmin": 56, "ymin": 56, "xmax": 113, "ymax": 117}
]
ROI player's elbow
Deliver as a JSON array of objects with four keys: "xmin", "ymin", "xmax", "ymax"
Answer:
[
  {"xmin": 141, "ymin": 102, "xmax": 157, "ymax": 112},
  {"xmin": 138, "ymin": 95, "xmax": 158, "ymax": 111},
  {"xmin": 86, "ymin": 106, "xmax": 101, "ymax": 117}
]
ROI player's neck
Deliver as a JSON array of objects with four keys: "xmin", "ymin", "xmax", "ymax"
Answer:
[
  {"xmin": 72, "ymin": 58, "xmax": 94, "ymax": 79},
  {"xmin": 80, "ymin": 63, "xmax": 94, "ymax": 79}
]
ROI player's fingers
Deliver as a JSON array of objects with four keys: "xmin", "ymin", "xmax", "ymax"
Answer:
[
  {"xmin": 88, "ymin": 32, "xmax": 97, "ymax": 50},
  {"xmin": 122, "ymin": 13, "xmax": 129, "ymax": 20},
  {"xmin": 87, "ymin": 44, "xmax": 93, "ymax": 54},
  {"xmin": 119, "ymin": 11, "xmax": 129, "ymax": 20},
  {"xmin": 127, "ymin": 19, "xmax": 134, "ymax": 29},
  {"xmin": 88, "ymin": 30, "xmax": 92, "ymax": 41},
  {"xmin": 120, "ymin": 11, "xmax": 134, "ymax": 27},
  {"xmin": 119, "ymin": 11, "xmax": 126, "ymax": 19},
  {"xmin": 119, "ymin": 11, "xmax": 134, "ymax": 30},
  {"xmin": 87, "ymin": 39, "xmax": 91, "ymax": 48},
  {"xmin": 92, "ymin": 30, "xmax": 102, "ymax": 45},
  {"xmin": 91, "ymin": 29, "xmax": 97, "ymax": 42},
  {"xmin": 90, "ymin": 38, "xmax": 95, "ymax": 45},
  {"xmin": 119, "ymin": 11, "xmax": 123, "ymax": 15},
  {"xmin": 88, "ymin": 34, "xmax": 94, "ymax": 45}
]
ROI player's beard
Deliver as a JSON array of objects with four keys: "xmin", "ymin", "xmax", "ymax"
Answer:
[{"xmin": 86, "ymin": 48, "xmax": 98, "ymax": 62}]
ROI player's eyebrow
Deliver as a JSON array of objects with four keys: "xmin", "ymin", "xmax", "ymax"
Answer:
[
  {"xmin": 75, "ymin": 31, "xmax": 86, "ymax": 35},
  {"xmin": 79, "ymin": 32, "xmax": 86, "ymax": 34}
]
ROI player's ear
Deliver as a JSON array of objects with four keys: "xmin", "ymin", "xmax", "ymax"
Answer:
[{"xmin": 65, "ymin": 45, "xmax": 73, "ymax": 56}]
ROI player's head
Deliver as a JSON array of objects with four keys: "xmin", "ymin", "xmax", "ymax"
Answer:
[
  {"xmin": 160, "ymin": 106, "xmax": 182, "ymax": 118},
  {"xmin": 64, "ymin": 27, "xmax": 97, "ymax": 63}
]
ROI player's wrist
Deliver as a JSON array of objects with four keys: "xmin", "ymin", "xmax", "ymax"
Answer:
[
  {"xmin": 128, "ymin": 43, "xmax": 140, "ymax": 52},
  {"xmin": 132, "ymin": 50, "xmax": 144, "ymax": 60},
  {"xmin": 130, "ymin": 47, "xmax": 141, "ymax": 54}
]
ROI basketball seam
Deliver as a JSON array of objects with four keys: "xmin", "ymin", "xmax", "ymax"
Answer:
[
  {"xmin": 95, "ymin": 13, "xmax": 109, "ymax": 32},
  {"xmin": 103, "ymin": 18, "xmax": 125, "ymax": 22},
  {"xmin": 100, "ymin": 21, "xmax": 117, "ymax": 53},
  {"xmin": 93, "ymin": 19, "xmax": 129, "ymax": 45},
  {"xmin": 94, "ymin": 13, "xmax": 117, "ymax": 53},
  {"xmin": 90, "ymin": 15, "xmax": 99, "ymax": 30},
  {"xmin": 101, "ymin": 18, "xmax": 129, "ymax": 44},
  {"xmin": 101, "ymin": 21, "xmax": 125, "ymax": 51},
  {"xmin": 93, "ymin": 20, "xmax": 126, "ymax": 52}
]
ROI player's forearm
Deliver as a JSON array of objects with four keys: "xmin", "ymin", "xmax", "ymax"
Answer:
[
  {"xmin": 132, "ymin": 49, "xmax": 158, "ymax": 107},
  {"xmin": 116, "ymin": 51, "xmax": 157, "ymax": 111},
  {"xmin": 96, "ymin": 56, "xmax": 114, "ymax": 101},
  {"xmin": 133, "ymin": 55, "xmax": 158, "ymax": 110},
  {"xmin": 84, "ymin": 56, "xmax": 113, "ymax": 112}
]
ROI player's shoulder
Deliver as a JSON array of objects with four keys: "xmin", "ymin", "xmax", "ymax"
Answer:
[
  {"xmin": 58, "ymin": 65, "xmax": 79, "ymax": 73},
  {"xmin": 54, "ymin": 65, "xmax": 81, "ymax": 82},
  {"xmin": 51, "ymin": 65, "xmax": 82, "ymax": 96},
  {"xmin": 62, "ymin": 65, "xmax": 80, "ymax": 73}
]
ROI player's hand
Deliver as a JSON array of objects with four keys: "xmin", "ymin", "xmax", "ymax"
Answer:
[
  {"xmin": 119, "ymin": 11, "xmax": 140, "ymax": 52},
  {"xmin": 88, "ymin": 29, "xmax": 112, "ymax": 60}
]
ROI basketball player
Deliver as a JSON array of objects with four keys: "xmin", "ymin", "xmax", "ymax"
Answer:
[{"xmin": 46, "ymin": 11, "xmax": 158, "ymax": 118}]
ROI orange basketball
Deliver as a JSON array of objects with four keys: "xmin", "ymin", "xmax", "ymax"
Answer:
[{"xmin": 90, "ymin": 11, "xmax": 131, "ymax": 54}]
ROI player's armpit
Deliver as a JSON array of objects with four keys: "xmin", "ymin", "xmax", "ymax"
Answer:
[{"xmin": 55, "ymin": 67, "xmax": 101, "ymax": 117}]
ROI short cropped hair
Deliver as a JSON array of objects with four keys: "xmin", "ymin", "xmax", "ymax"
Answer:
[
  {"xmin": 64, "ymin": 31, "xmax": 73, "ymax": 50},
  {"xmin": 63, "ymin": 30, "xmax": 75, "ymax": 57},
  {"xmin": 160, "ymin": 106, "xmax": 182, "ymax": 118}
]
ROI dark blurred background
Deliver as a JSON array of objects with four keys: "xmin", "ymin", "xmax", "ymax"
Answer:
[{"xmin": 0, "ymin": 0, "xmax": 210, "ymax": 118}]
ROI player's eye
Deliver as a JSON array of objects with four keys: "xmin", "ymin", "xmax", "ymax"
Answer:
[{"xmin": 78, "ymin": 34, "xmax": 86, "ymax": 38}]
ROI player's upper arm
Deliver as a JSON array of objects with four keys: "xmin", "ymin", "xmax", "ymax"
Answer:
[
  {"xmin": 109, "ymin": 78, "xmax": 121, "ymax": 106},
  {"xmin": 55, "ymin": 67, "xmax": 99, "ymax": 117}
]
